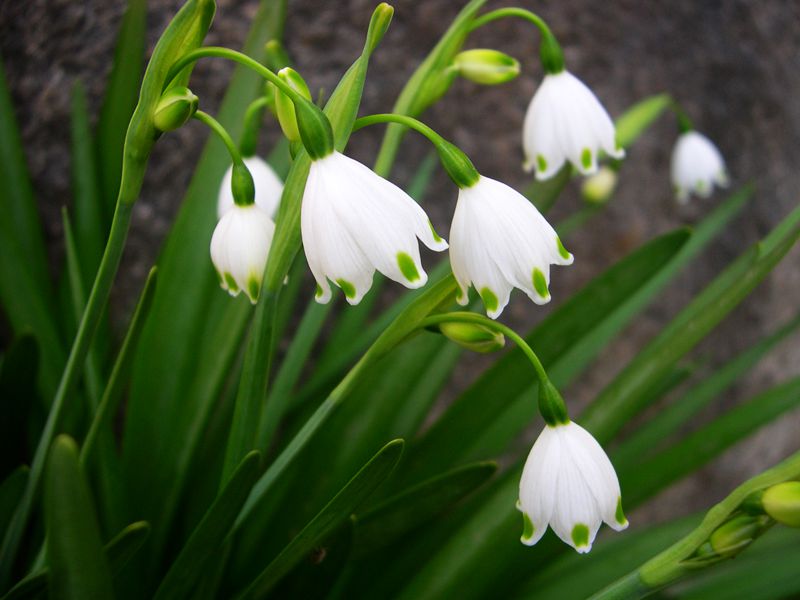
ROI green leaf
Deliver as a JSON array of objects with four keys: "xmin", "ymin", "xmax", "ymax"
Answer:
[
  {"xmin": 236, "ymin": 440, "xmax": 404, "ymax": 598},
  {"xmin": 122, "ymin": 0, "xmax": 286, "ymax": 576},
  {"xmin": 353, "ymin": 461, "xmax": 497, "ymax": 557},
  {"xmin": 517, "ymin": 514, "xmax": 699, "ymax": 599},
  {"xmin": 612, "ymin": 312, "xmax": 800, "ymax": 471},
  {"xmin": 153, "ymin": 451, "xmax": 261, "ymax": 600},
  {"xmin": 95, "ymin": 0, "xmax": 147, "ymax": 220},
  {"xmin": 0, "ymin": 337, "xmax": 38, "ymax": 480},
  {"xmin": 44, "ymin": 436, "xmax": 114, "ymax": 600},
  {"xmin": 582, "ymin": 200, "xmax": 800, "ymax": 443},
  {"xmin": 0, "ymin": 58, "xmax": 51, "ymax": 299},
  {"xmin": 70, "ymin": 81, "xmax": 105, "ymax": 287},
  {"xmin": 622, "ymin": 376, "xmax": 800, "ymax": 507},
  {"xmin": 2, "ymin": 521, "xmax": 150, "ymax": 600},
  {"xmin": 0, "ymin": 468, "xmax": 28, "ymax": 548},
  {"xmin": 614, "ymin": 93, "xmax": 672, "ymax": 149}
]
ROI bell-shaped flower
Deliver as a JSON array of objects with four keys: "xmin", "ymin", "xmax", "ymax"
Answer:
[
  {"xmin": 670, "ymin": 130, "xmax": 728, "ymax": 204},
  {"xmin": 518, "ymin": 420, "xmax": 628, "ymax": 553},
  {"xmin": 449, "ymin": 175, "xmax": 573, "ymax": 319},
  {"xmin": 301, "ymin": 151, "xmax": 448, "ymax": 305},
  {"xmin": 217, "ymin": 156, "xmax": 283, "ymax": 218},
  {"xmin": 210, "ymin": 203, "xmax": 275, "ymax": 304},
  {"xmin": 522, "ymin": 71, "xmax": 624, "ymax": 180}
]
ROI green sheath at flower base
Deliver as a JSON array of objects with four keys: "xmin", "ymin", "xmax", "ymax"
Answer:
[
  {"xmin": 275, "ymin": 67, "xmax": 312, "ymax": 144},
  {"xmin": 453, "ymin": 48, "xmax": 520, "ymax": 85},
  {"xmin": 153, "ymin": 86, "xmax": 198, "ymax": 132}
]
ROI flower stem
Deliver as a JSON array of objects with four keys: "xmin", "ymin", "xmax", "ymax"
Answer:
[
  {"xmin": 167, "ymin": 47, "xmax": 333, "ymax": 158},
  {"xmin": 239, "ymin": 96, "xmax": 272, "ymax": 157},
  {"xmin": 469, "ymin": 7, "xmax": 565, "ymax": 74},
  {"xmin": 670, "ymin": 100, "xmax": 694, "ymax": 133},
  {"xmin": 193, "ymin": 110, "xmax": 254, "ymax": 206},
  {"xmin": 0, "ymin": 200, "xmax": 134, "ymax": 589},
  {"xmin": 354, "ymin": 113, "xmax": 479, "ymax": 188},
  {"xmin": 419, "ymin": 311, "xmax": 569, "ymax": 424}
]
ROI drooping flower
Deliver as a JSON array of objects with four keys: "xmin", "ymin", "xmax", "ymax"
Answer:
[
  {"xmin": 517, "ymin": 420, "xmax": 628, "ymax": 553},
  {"xmin": 301, "ymin": 151, "xmax": 448, "ymax": 305},
  {"xmin": 670, "ymin": 130, "xmax": 728, "ymax": 204},
  {"xmin": 210, "ymin": 203, "xmax": 275, "ymax": 303},
  {"xmin": 217, "ymin": 156, "xmax": 283, "ymax": 218},
  {"xmin": 522, "ymin": 71, "xmax": 624, "ymax": 180},
  {"xmin": 449, "ymin": 175, "xmax": 573, "ymax": 319}
]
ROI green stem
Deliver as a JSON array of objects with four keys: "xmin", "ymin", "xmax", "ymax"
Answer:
[
  {"xmin": 670, "ymin": 100, "xmax": 694, "ymax": 133},
  {"xmin": 0, "ymin": 200, "xmax": 134, "ymax": 589},
  {"xmin": 193, "ymin": 110, "xmax": 254, "ymax": 206},
  {"xmin": 239, "ymin": 96, "xmax": 272, "ymax": 157},
  {"xmin": 469, "ymin": 7, "xmax": 564, "ymax": 73},
  {"xmin": 354, "ymin": 113, "xmax": 479, "ymax": 188},
  {"xmin": 419, "ymin": 312, "xmax": 569, "ymax": 424},
  {"xmin": 167, "ymin": 47, "xmax": 333, "ymax": 158}
]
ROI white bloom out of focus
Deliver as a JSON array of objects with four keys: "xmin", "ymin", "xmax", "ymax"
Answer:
[
  {"xmin": 210, "ymin": 203, "xmax": 275, "ymax": 304},
  {"xmin": 301, "ymin": 151, "xmax": 448, "ymax": 305},
  {"xmin": 522, "ymin": 71, "xmax": 624, "ymax": 180},
  {"xmin": 670, "ymin": 130, "xmax": 728, "ymax": 204},
  {"xmin": 217, "ymin": 156, "xmax": 283, "ymax": 218},
  {"xmin": 517, "ymin": 420, "xmax": 628, "ymax": 553},
  {"xmin": 449, "ymin": 175, "xmax": 573, "ymax": 319}
]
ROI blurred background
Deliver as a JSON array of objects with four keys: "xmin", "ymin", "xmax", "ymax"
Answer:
[{"xmin": 1, "ymin": 0, "xmax": 799, "ymax": 524}]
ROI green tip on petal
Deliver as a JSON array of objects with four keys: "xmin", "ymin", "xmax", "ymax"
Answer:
[
  {"xmin": 571, "ymin": 523, "xmax": 590, "ymax": 549},
  {"xmin": 581, "ymin": 148, "xmax": 592, "ymax": 170},
  {"xmin": 556, "ymin": 237, "xmax": 571, "ymax": 261},
  {"xmin": 315, "ymin": 283, "xmax": 324, "ymax": 298},
  {"xmin": 532, "ymin": 268, "xmax": 549, "ymax": 299},
  {"xmin": 224, "ymin": 273, "xmax": 239, "ymax": 293},
  {"xmin": 336, "ymin": 278, "xmax": 356, "ymax": 299},
  {"xmin": 536, "ymin": 154, "xmax": 548, "ymax": 173},
  {"xmin": 247, "ymin": 276, "xmax": 261, "ymax": 304},
  {"xmin": 429, "ymin": 219, "xmax": 443, "ymax": 243},
  {"xmin": 521, "ymin": 512, "xmax": 535, "ymax": 543},
  {"xmin": 479, "ymin": 287, "xmax": 499, "ymax": 313},
  {"xmin": 615, "ymin": 497, "xmax": 628, "ymax": 526},
  {"xmin": 397, "ymin": 251, "xmax": 421, "ymax": 282}
]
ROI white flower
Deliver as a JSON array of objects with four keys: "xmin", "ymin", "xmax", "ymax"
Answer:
[
  {"xmin": 517, "ymin": 420, "xmax": 628, "ymax": 553},
  {"xmin": 301, "ymin": 151, "xmax": 448, "ymax": 305},
  {"xmin": 210, "ymin": 203, "xmax": 275, "ymax": 303},
  {"xmin": 522, "ymin": 71, "xmax": 624, "ymax": 180},
  {"xmin": 217, "ymin": 156, "xmax": 283, "ymax": 218},
  {"xmin": 670, "ymin": 130, "xmax": 728, "ymax": 204},
  {"xmin": 449, "ymin": 176, "xmax": 573, "ymax": 319}
]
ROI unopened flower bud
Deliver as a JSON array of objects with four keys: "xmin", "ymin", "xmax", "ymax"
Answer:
[
  {"xmin": 708, "ymin": 514, "xmax": 769, "ymax": 557},
  {"xmin": 453, "ymin": 49, "xmax": 520, "ymax": 85},
  {"xmin": 153, "ymin": 86, "xmax": 198, "ymax": 132},
  {"xmin": 274, "ymin": 67, "xmax": 312, "ymax": 144},
  {"xmin": 581, "ymin": 166, "xmax": 618, "ymax": 205},
  {"xmin": 438, "ymin": 321, "xmax": 505, "ymax": 354},
  {"xmin": 762, "ymin": 482, "xmax": 800, "ymax": 528}
]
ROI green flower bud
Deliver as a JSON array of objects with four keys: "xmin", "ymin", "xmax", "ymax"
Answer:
[
  {"xmin": 453, "ymin": 49, "xmax": 520, "ymax": 85},
  {"xmin": 581, "ymin": 166, "xmax": 618, "ymax": 205},
  {"xmin": 708, "ymin": 515, "xmax": 770, "ymax": 557},
  {"xmin": 153, "ymin": 86, "xmax": 199, "ymax": 132},
  {"xmin": 274, "ymin": 67, "xmax": 312, "ymax": 144},
  {"xmin": 438, "ymin": 321, "xmax": 505, "ymax": 354},
  {"xmin": 762, "ymin": 481, "xmax": 800, "ymax": 527},
  {"xmin": 366, "ymin": 3, "xmax": 394, "ymax": 55}
]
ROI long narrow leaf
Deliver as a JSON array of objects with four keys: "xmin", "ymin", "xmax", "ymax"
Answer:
[{"xmin": 236, "ymin": 440, "xmax": 404, "ymax": 598}]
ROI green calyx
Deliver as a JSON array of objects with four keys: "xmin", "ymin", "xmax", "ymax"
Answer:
[
  {"xmin": 153, "ymin": 86, "xmax": 199, "ymax": 132},
  {"xmin": 538, "ymin": 379, "xmax": 569, "ymax": 426},
  {"xmin": 231, "ymin": 162, "xmax": 255, "ymax": 206},
  {"xmin": 437, "ymin": 140, "xmax": 480, "ymax": 188},
  {"xmin": 539, "ymin": 30, "xmax": 565, "ymax": 74}
]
